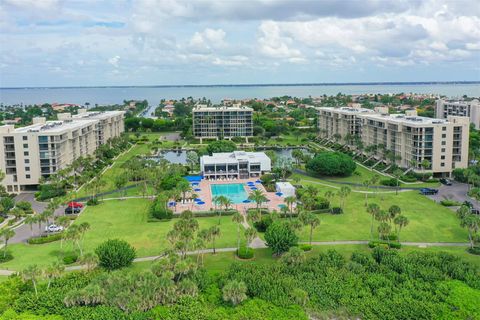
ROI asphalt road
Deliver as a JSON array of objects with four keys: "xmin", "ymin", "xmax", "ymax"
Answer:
[
  {"xmin": 10, "ymin": 193, "xmax": 67, "ymax": 244},
  {"xmin": 426, "ymin": 181, "xmax": 479, "ymax": 210}
]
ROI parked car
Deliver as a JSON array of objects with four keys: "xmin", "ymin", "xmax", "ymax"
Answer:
[
  {"xmin": 45, "ymin": 224, "xmax": 64, "ymax": 233},
  {"xmin": 420, "ymin": 188, "xmax": 439, "ymax": 195},
  {"xmin": 65, "ymin": 207, "xmax": 81, "ymax": 215},
  {"xmin": 439, "ymin": 178, "xmax": 452, "ymax": 186},
  {"xmin": 67, "ymin": 201, "xmax": 83, "ymax": 208}
]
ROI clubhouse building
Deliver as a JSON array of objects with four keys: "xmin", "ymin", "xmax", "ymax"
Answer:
[{"xmin": 200, "ymin": 151, "xmax": 271, "ymax": 180}]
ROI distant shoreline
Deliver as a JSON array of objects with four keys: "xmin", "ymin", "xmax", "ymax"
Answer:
[{"xmin": 1, "ymin": 81, "xmax": 479, "ymax": 90}]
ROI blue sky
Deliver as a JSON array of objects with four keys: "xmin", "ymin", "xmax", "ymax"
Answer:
[{"xmin": 0, "ymin": 0, "xmax": 479, "ymax": 87}]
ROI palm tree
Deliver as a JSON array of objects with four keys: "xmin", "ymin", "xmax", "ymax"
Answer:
[
  {"xmin": 420, "ymin": 159, "xmax": 431, "ymax": 178},
  {"xmin": 366, "ymin": 203, "xmax": 380, "ymax": 240},
  {"xmin": 337, "ymin": 186, "xmax": 351, "ymax": 210},
  {"xmin": 299, "ymin": 212, "xmax": 320, "ymax": 245},
  {"xmin": 244, "ymin": 227, "xmax": 257, "ymax": 248},
  {"xmin": 362, "ymin": 179, "xmax": 371, "ymax": 206},
  {"xmin": 248, "ymin": 189, "xmax": 267, "ymax": 216},
  {"xmin": 465, "ymin": 169, "xmax": 476, "ymax": 191},
  {"xmin": 209, "ymin": 225, "xmax": 220, "ymax": 254},
  {"xmin": 177, "ymin": 180, "xmax": 191, "ymax": 204},
  {"xmin": 78, "ymin": 253, "xmax": 99, "ymax": 271},
  {"xmin": 222, "ymin": 280, "xmax": 247, "ymax": 306},
  {"xmin": 10, "ymin": 207, "xmax": 24, "ymax": 221},
  {"xmin": 284, "ymin": 196, "xmax": 296, "ymax": 217},
  {"xmin": 460, "ymin": 215, "xmax": 480, "ymax": 249},
  {"xmin": 197, "ymin": 229, "xmax": 211, "ymax": 265},
  {"xmin": 456, "ymin": 205, "xmax": 471, "ymax": 220},
  {"xmin": 44, "ymin": 261, "xmax": 65, "ymax": 290},
  {"xmin": 42, "ymin": 209, "xmax": 54, "ymax": 226},
  {"xmin": 232, "ymin": 211, "xmax": 244, "ymax": 252},
  {"xmin": 393, "ymin": 215, "xmax": 409, "ymax": 242},
  {"xmin": 393, "ymin": 169, "xmax": 403, "ymax": 195},
  {"xmin": 24, "ymin": 215, "xmax": 37, "ymax": 237},
  {"xmin": 378, "ymin": 222, "xmax": 391, "ymax": 243},
  {"xmin": 21, "ymin": 265, "xmax": 41, "ymax": 297},
  {"xmin": 388, "ymin": 205, "xmax": 401, "ymax": 229},
  {"xmin": 0, "ymin": 228, "xmax": 15, "ymax": 258}
]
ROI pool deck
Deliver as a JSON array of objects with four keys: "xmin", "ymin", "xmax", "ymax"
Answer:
[{"xmin": 172, "ymin": 178, "xmax": 289, "ymax": 213}]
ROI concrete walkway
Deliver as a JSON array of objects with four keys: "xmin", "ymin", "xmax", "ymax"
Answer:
[{"xmin": 0, "ymin": 240, "xmax": 470, "ymax": 275}]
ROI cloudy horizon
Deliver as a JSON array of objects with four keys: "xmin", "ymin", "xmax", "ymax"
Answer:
[{"xmin": 1, "ymin": 0, "xmax": 479, "ymax": 87}]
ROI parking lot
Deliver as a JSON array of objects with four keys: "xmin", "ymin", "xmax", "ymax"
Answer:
[{"xmin": 426, "ymin": 181, "xmax": 479, "ymax": 211}]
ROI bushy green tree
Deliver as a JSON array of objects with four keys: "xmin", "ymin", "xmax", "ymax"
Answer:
[
  {"xmin": 305, "ymin": 152, "xmax": 356, "ymax": 177},
  {"xmin": 264, "ymin": 221, "xmax": 298, "ymax": 255},
  {"xmin": 95, "ymin": 239, "xmax": 136, "ymax": 271}
]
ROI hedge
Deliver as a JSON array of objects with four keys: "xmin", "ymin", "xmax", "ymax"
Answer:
[
  {"xmin": 368, "ymin": 240, "xmax": 402, "ymax": 249},
  {"xmin": 28, "ymin": 232, "xmax": 63, "ymax": 244},
  {"xmin": 440, "ymin": 199, "xmax": 462, "ymax": 207},
  {"xmin": 237, "ymin": 246, "xmax": 254, "ymax": 259}
]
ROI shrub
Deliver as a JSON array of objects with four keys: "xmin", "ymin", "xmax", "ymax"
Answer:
[
  {"xmin": 314, "ymin": 196, "xmax": 330, "ymax": 210},
  {"xmin": 95, "ymin": 239, "xmax": 136, "ymax": 271},
  {"xmin": 63, "ymin": 252, "xmax": 79, "ymax": 265},
  {"xmin": 467, "ymin": 246, "xmax": 480, "ymax": 255},
  {"xmin": 36, "ymin": 183, "xmax": 66, "ymax": 200},
  {"xmin": 440, "ymin": 199, "xmax": 462, "ymax": 207},
  {"xmin": 305, "ymin": 152, "xmax": 356, "ymax": 177},
  {"xmin": 0, "ymin": 251, "xmax": 13, "ymax": 263},
  {"xmin": 380, "ymin": 178, "xmax": 398, "ymax": 186},
  {"xmin": 149, "ymin": 198, "xmax": 173, "ymax": 221},
  {"xmin": 86, "ymin": 198, "xmax": 100, "ymax": 206},
  {"xmin": 253, "ymin": 215, "xmax": 274, "ymax": 233},
  {"xmin": 27, "ymin": 233, "xmax": 63, "ymax": 244},
  {"xmin": 330, "ymin": 207, "xmax": 343, "ymax": 215},
  {"xmin": 299, "ymin": 244, "xmax": 312, "ymax": 251},
  {"xmin": 237, "ymin": 246, "xmax": 254, "ymax": 259},
  {"xmin": 368, "ymin": 240, "xmax": 401, "ymax": 249},
  {"xmin": 265, "ymin": 221, "xmax": 298, "ymax": 255}
]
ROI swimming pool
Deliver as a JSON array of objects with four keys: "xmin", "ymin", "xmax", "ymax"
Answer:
[{"xmin": 211, "ymin": 184, "xmax": 248, "ymax": 204}]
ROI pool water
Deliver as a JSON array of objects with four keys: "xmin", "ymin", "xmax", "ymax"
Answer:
[{"xmin": 211, "ymin": 184, "xmax": 249, "ymax": 204}]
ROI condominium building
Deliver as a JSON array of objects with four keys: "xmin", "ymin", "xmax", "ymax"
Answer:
[
  {"xmin": 435, "ymin": 99, "xmax": 480, "ymax": 129},
  {"xmin": 200, "ymin": 151, "xmax": 271, "ymax": 180},
  {"xmin": 0, "ymin": 111, "xmax": 125, "ymax": 192},
  {"xmin": 317, "ymin": 106, "xmax": 470, "ymax": 176},
  {"xmin": 192, "ymin": 106, "xmax": 253, "ymax": 142}
]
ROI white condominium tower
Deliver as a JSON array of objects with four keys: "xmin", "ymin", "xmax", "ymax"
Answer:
[
  {"xmin": 435, "ymin": 98, "xmax": 480, "ymax": 129},
  {"xmin": 192, "ymin": 105, "xmax": 253, "ymax": 142},
  {"xmin": 317, "ymin": 106, "xmax": 469, "ymax": 176},
  {"xmin": 0, "ymin": 110, "xmax": 125, "ymax": 193}
]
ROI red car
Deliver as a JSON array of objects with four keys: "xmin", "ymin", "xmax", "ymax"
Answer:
[{"xmin": 67, "ymin": 201, "xmax": 84, "ymax": 208}]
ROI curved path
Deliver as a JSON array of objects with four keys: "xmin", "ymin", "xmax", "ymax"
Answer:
[{"xmin": 0, "ymin": 240, "xmax": 470, "ymax": 276}]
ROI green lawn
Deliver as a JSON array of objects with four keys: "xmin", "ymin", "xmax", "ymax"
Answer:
[
  {"xmin": 291, "ymin": 175, "xmax": 467, "ymax": 243},
  {"xmin": 75, "ymin": 133, "xmax": 169, "ymax": 198},
  {"xmin": 1, "ymin": 199, "xmax": 242, "ymax": 271}
]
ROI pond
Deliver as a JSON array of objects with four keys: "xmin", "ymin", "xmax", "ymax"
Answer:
[{"xmin": 147, "ymin": 148, "xmax": 313, "ymax": 165}]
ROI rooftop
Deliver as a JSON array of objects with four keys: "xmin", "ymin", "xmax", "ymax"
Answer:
[
  {"xmin": 201, "ymin": 151, "xmax": 270, "ymax": 164},
  {"xmin": 318, "ymin": 106, "xmax": 375, "ymax": 114},
  {"xmin": 361, "ymin": 113, "xmax": 449, "ymax": 125},
  {"xmin": 193, "ymin": 105, "xmax": 253, "ymax": 112},
  {"xmin": 72, "ymin": 110, "xmax": 125, "ymax": 121},
  {"xmin": 12, "ymin": 119, "xmax": 98, "ymax": 133}
]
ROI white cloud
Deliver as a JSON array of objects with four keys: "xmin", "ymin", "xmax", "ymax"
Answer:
[
  {"xmin": 189, "ymin": 28, "xmax": 226, "ymax": 51},
  {"xmin": 108, "ymin": 55, "xmax": 120, "ymax": 68}
]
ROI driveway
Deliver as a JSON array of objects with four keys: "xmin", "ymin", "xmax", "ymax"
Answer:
[
  {"xmin": 426, "ymin": 181, "xmax": 479, "ymax": 210},
  {"xmin": 10, "ymin": 193, "xmax": 66, "ymax": 244}
]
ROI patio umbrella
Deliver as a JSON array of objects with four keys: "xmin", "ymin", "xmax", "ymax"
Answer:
[
  {"xmin": 255, "ymin": 180, "xmax": 262, "ymax": 183},
  {"xmin": 168, "ymin": 201, "xmax": 176, "ymax": 207},
  {"xmin": 194, "ymin": 198, "xmax": 202, "ymax": 202},
  {"xmin": 242, "ymin": 199, "xmax": 251, "ymax": 203},
  {"xmin": 194, "ymin": 188, "xmax": 201, "ymax": 192},
  {"xmin": 275, "ymin": 192, "xmax": 283, "ymax": 196},
  {"xmin": 197, "ymin": 201, "xmax": 206, "ymax": 205},
  {"xmin": 250, "ymin": 187, "xmax": 258, "ymax": 190}
]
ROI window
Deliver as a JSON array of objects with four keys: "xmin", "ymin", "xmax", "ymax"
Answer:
[
  {"xmin": 24, "ymin": 151, "xmax": 29, "ymax": 156},
  {"xmin": 26, "ymin": 174, "xmax": 31, "ymax": 179},
  {"xmin": 441, "ymin": 155, "xmax": 445, "ymax": 160},
  {"xmin": 24, "ymin": 159, "xmax": 29, "ymax": 164},
  {"xmin": 23, "ymin": 144, "xmax": 28, "ymax": 148},
  {"xmin": 441, "ymin": 162, "xmax": 445, "ymax": 167},
  {"xmin": 442, "ymin": 134, "xmax": 446, "ymax": 138},
  {"xmin": 23, "ymin": 136, "xmax": 28, "ymax": 140},
  {"xmin": 25, "ymin": 167, "xmax": 30, "ymax": 171},
  {"xmin": 441, "ymin": 148, "xmax": 446, "ymax": 152},
  {"xmin": 442, "ymin": 127, "xmax": 447, "ymax": 131},
  {"xmin": 441, "ymin": 141, "xmax": 446, "ymax": 145}
]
